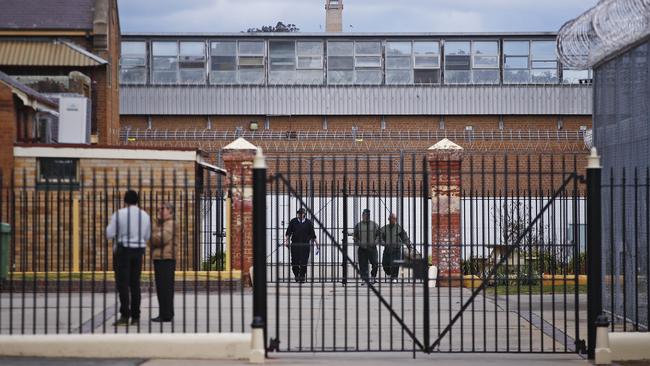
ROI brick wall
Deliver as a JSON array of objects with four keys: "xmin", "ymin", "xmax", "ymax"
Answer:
[
  {"xmin": 8, "ymin": 155, "xmax": 201, "ymax": 273},
  {"xmin": 0, "ymin": 84, "xmax": 16, "ymax": 185}
]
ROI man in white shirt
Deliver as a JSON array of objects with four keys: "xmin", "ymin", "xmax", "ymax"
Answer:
[{"xmin": 106, "ymin": 190, "xmax": 151, "ymax": 326}]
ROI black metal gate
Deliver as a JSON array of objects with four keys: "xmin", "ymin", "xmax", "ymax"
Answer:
[{"xmin": 260, "ymin": 153, "xmax": 588, "ymax": 354}]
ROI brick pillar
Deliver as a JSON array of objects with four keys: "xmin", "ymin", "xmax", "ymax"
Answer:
[
  {"xmin": 428, "ymin": 138, "xmax": 463, "ymax": 287},
  {"xmin": 222, "ymin": 138, "xmax": 258, "ymax": 282},
  {"xmin": 0, "ymin": 84, "xmax": 17, "ymax": 187}
]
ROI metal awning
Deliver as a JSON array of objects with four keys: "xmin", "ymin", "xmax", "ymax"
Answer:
[
  {"xmin": 0, "ymin": 40, "xmax": 108, "ymax": 67},
  {"xmin": 198, "ymin": 161, "xmax": 227, "ymax": 176}
]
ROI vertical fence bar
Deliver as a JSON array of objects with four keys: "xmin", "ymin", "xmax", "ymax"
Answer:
[
  {"xmin": 252, "ymin": 148, "xmax": 267, "ymax": 357},
  {"xmin": 586, "ymin": 148, "xmax": 602, "ymax": 359}
]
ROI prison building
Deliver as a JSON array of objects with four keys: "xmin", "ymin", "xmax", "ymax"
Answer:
[{"xmin": 117, "ymin": 32, "xmax": 594, "ymax": 180}]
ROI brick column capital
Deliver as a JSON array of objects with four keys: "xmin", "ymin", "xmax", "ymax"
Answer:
[{"xmin": 427, "ymin": 138, "xmax": 464, "ymax": 162}]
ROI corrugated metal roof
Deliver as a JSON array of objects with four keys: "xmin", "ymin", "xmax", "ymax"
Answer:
[
  {"xmin": 0, "ymin": 0, "xmax": 95, "ymax": 30},
  {"xmin": 0, "ymin": 70, "xmax": 59, "ymax": 111},
  {"xmin": 123, "ymin": 31, "xmax": 558, "ymax": 38},
  {"xmin": 0, "ymin": 40, "xmax": 107, "ymax": 66},
  {"xmin": 120, "ymin": 85, "xmax": 593, "ymax": 116}
]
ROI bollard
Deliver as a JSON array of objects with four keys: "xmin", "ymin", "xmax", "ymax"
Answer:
[
  {"xmin": 249, "ymin": 316, "xmax": 265, "ymax": 364},
  {"xmin": 594, "ymin": 315, "xmax": 611, "ymax": 365}
]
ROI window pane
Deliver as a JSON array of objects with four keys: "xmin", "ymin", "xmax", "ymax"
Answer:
[
  {"xmin": 120, "ymin": 68, "xmax": 145, "ymax": 84},
  {"xmin": 472, "ymin": 69, "xmax": 499, "ymax": 84},
  {"xmin": 238, "ymin": 56, "xmax": 264, "ymax": 67},
  {"xmin": 328, "ymin": 70, "xmax": 354, "ymax": 84},
  {"xmin": 121, "ymin": 56, "xmax": 145, "ymax": 67},
  {"xmin": 414, "ymin": 69, "xmax": 439, "ymax": 84},
  {"xmin": 122, "ymin": 41, "xmax": 146, "ymax": 55},
  {"xmin": 504, "ymin": 69, "xmax": 530, "ymax": 83},
  {"xmin": 562, "ymin": 69, "xmax": 592, "ymax": 84},
  {"xmin": 414, "ymin": 55, "xmax": 439, "ymax": 68},
  {"xmin": 445, "ymin": 70, "xmax": 471, "ymax": 84},
  {"xmin": 386, "ymin": 56, "xmax": 411, "ymax": 69},
  {"xmin": 473, "ymin": 41, "xmax": 498, "ymax": 55},
  {"xmin": 180, "ymin": 42, "xmax": 204, "ymax": 56},
  {"xmin": 355, "ymin": 69, "xmax": 382, "ymax": 84},
  {"xmin": 473, "ymin": 55, "xmax": 498, "ymax": 68},
  {"xmin": 211, "ymin": 56, "xmax": 236, "ymax": 71},
  {"xmin": 355, "ymin": 41, "xmax": 380, "ymax": 55},
  {"xmin": 239, "ymin": 69, "xmax": 265, "ymax": 84},
  {"xmin": 355, "ymin": 56, "xmax": 381, "ymax": 68},
  {"xmin": 328, "ymin": 41, "xmax": 353, "ymax": 56},
  {"xmin": 531, "ymin": 69, "xmax": 558, "ymax": 83},
  {"xmin": 328, "ymin": 56, "xmax": 353, "ymax": 70},
  {"xmin": 444, "ymin": 41, "xmax": 470, "ymax": 55},
  {"xmin": 386, "ymin": 42, "xmax": 411, "ymax": 56},
  {"xmin": 531, "ymin": 60, "xmax": 557, "ymax": 69},
  {"xmin": 180, "ymin": 69, "xmax": 205, "ymax": 83},
  {"xmin": 386, "ymin": 70, "xmax": 412, "ymax": 84},
  {"xmin": 239, "ymin": 41, "xmax": 264, "ymax": 55},
  {"xmin": 297, "ymin": 69, "xmax": 323, "ymax": 84},
  {"xmin": 152, "ymin": 56, "xmax": 178, "ymax": 83},
  {"xmin": 414, "ymin": 41, "xmax": 439, "ymax": 55},
  {"xmin": 152, "ymin": 42, "xmax": 177, "ymax": 56},
  {"xmin": 298, "ymin": 56, "xmax": 322, "ymax": 69},
  {"xmin": 38, "ymin": 158, "xmax": 78, "ymax": 183},
  {"xmin": 211, "ymin": 42, "xmax": 236, "ymax": 56},
  {"xmin": 211, "ymin": 71, "xmax": 237, "ymax": 84},
  {"xmin": 445, "ymin": 55, "xmax": 470, "ymax": 70},
  {"xmin": 504, "ymin": 56, "xmax": 528, "ymax": 69},
  {"xmin": 531, "ymin": 41, "xmax": 556, "ymax": 60},
  {"xmin": 270, "ymin": 41, "xmax": 296, "ymax": 70},
  {"xmin": 297, "ymin": 41, "xmax": 323, "ymax": 55},
  {"xmin": 504, "ymin": 41, "xmax": 529, "ymax": 55}
]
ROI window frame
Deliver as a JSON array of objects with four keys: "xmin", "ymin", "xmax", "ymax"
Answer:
[
  {"xmin": 120, "ymin": 40, "xmax": 148, "ymax": 85},
  {"xmin": 385, "ymin": 40, "xmax": 414, "ymax": 85},
  {"xmin": 413, "ymin": 40, "xmax": 441, "ymax": 85},
  {"xmin": 178, "ymin": 41, "xmax": 207, "ymax": 84},
  {"xmin": 151, "ymin": 40, "xmax": 180, "ymax": 85},
  {"xmin": 36, "ymin": 158, "xmax": 80, "ymax": 190}
]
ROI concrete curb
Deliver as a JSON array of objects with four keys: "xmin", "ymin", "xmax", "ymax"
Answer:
[{"xmin": 0, "ymin": 333, "xmax": 251, "ymax": 360}]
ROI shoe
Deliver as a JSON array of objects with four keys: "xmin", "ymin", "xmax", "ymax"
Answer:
[
  {"xmin": 130, "ymin": 318, "xmax": 140, "ymax": 326},
  {"xmin": 112, "ymin": 317, "xmax": 129, "ymax": 326},
  {"xmin": 152, "ymin": 316, "xmax": 172, "ymax": 322},
  {"xmin": 391, "ymin": 278, "xmax": 399, "ymax": 284},
  {"xmin": 371, "ymin": 277, "xmax": 377, "ymax": 284}
]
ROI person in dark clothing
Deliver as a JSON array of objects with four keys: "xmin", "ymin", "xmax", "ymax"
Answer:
[
  {"xmin": 284, "ymin": 208, "xmax": 318, "ymax": 283},
  {"xmin": 379, "ymin": 213, "xmax": 411, "ymax": 283},
  {"xmin": 354, "ymin": 208, "xmax": 380, "ymax": 284}
]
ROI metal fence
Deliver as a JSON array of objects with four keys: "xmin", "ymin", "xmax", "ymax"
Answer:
[
  {"xmin": 263, "ymin": 153, "xmax": 589, "ymax": 353},
  {"xmin": 0, "ymin": 168, "xmax": 248, "ymax": 334}
]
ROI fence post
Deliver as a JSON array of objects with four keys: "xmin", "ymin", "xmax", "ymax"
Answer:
[
  {"xmin": 342, "ymin": 184, "xmax": 348, "ymax": 285},
  {"xmin": 586, "ymin": 147, "xmax": 602, "ymax": 359},
  {"xmin": 251, "ymin": 147, "xmax": 267, "ymax": 361}
]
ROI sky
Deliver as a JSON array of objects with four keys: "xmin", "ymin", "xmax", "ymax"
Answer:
[{"xmin": 117, "ymin": 0, "xmax": 599, "ymax": 34}]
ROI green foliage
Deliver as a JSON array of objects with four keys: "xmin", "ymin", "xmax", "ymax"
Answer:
[
  {"xmin": 201, "ymin": 252, "xmax": 225, "ymax": 271},
  {"xmin": 246, "ymin": 22, "xmax": 300, "ymax": 33},
  {"xmin": 567, "ymin": 251, "xmax": 587, "ymax": 274}
]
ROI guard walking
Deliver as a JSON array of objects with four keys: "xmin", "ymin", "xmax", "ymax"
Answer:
[
  {"xmin": 284, "ymin": 208, "xmax": 319, "ymax": 283},
  {"xmin": 353, "ymin": 208, "xmax": 380, "ymax": 283},
  {"xmin": 379, "ymin": 213, "xmax": 411, "ymax": 283}
]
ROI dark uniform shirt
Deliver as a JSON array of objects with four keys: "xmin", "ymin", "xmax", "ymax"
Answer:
[{"xmin": 286, "ymin": 218, "xmax": 316, "ymax": 244}]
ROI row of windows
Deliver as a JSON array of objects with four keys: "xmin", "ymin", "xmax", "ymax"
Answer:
[{"xmin": 120, "ymin": 39, "xmax": 592, "ymax": 86}]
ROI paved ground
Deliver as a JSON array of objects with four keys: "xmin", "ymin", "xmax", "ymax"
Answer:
[{"xmin": 0, "ymin": 354, "xmax": 598, "ymax": 366}]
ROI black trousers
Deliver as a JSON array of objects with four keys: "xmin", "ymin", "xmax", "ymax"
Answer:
[
  {"xmin": 382, "ymin": 247, "xmax": 401, "ymax": 279},
  {"xmin": 290, "ymin": 242, "xmax": 310, "ymax": 280},
  {"xmin": 154, "ymin": 259, "xmax": 175, "ymax": 320},
  {"xmin": 358, "ymin": 246, "xmax": 378, "ymax": 280},
  {"xmin": 114, "ymin": 247, "xmax": 144, "ymax": 319}
]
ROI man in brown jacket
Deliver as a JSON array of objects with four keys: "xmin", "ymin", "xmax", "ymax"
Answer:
[{"xmin": 150, "ymin": 202, "xmax": 175, "ymax": 322}]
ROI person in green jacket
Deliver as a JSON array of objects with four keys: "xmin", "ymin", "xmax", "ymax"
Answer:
[
  {"xmin": 353, "ymin": 208, "xmax": 380, "ymax": 284},
  {"xmin": 379, "ymin": 213, "xmax": 411, "ymax": 283}
]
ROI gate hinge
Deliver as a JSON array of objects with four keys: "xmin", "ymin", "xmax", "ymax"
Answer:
[{"xmin": 267, "ymin": 337, "xmax": 280, "ymax": 352}]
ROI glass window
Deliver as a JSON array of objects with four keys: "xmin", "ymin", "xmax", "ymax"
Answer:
[
  {"xmin": 470, "ymin": 41, "xmax": 499, "ymax": 84},
  {"xmin": 296, "ymin": 41, "xmax": 324, "ymax": 85},
  {"xmin": 444, "ymin": 41, "xmax": 471, "ymax": 84},
  {"xmin": 327, "ymin": 41, "xmax": 354, "ymax": 84},
  {"xmin": 562, "ymin": 68, "xmax": 592, "ymax": 84},
  {"xmin": 354, "ymin": 41, "xmax": 381, "ymax": 84},
  {"xmin": 238, "ymin": 41, "xmax": 265, "ymax": 84},
  {"xmin": 120, "ymin": 41, "xmax": 147, "ymax": 84},
  {"xmin": 269, "ymin": 41, "xmax": 296, "ymax": 84},
  {"xmin": 530, "ymin": 40, "xmax": 558, "ymax": 83},
  {"xmin": 210, "ymin": 41, "xmax": 237, "ymax": 84},
  {"xmin": 179, "ymin": 42, "xmax": 205, "ymax": 84},
  {"xmin": 386, "ymin": 41, "xmax": 412, "ymax": 85},
  {"xmin": 503, "ymin": 40, "xmax": 530, "ymax": 84},
  {"xmin": 413, "ymin": 41, "xmax": 440, "ymax": 84},
  {"xmin": 152, "ymin": 41, "xmax": 178, "ymax": 84},
  {"xmin": 37, "ymin": 158, "xmax": 79, "ymax": 187}
]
